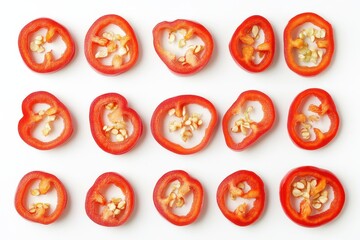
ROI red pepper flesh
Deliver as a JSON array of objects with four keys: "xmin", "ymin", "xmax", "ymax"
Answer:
[
  {"xmin": 222, "ymin": 90, "xmax": 275, "ymax": 151},
  {"xmin": 84, "ymin": 14, "xmax": 139, "ymax": 75},
  {"xmin": 153, "ymin": 170, "xmax": 203, "ymax": 226},
  {"xmin": 89, "ymin": 93, "xmax": 143, "ymax": 155},
  {"xmin": 229, "ymin": 15, "xmax": 275, "ymax": 72},
  {"xmin": 85, "ymin": 172, "xmax": 135, "ymax": 227},
  {"xmin": 18, "ymin": 91, "xmax": 73, "ymax": 150},
  {"xmin": 217, "ymin": 170, "xmax": 266, "ymax": 226},
  {"xmin": 15, "ymin": 171, "xmax": 67, "ymax": 224},
  {"xmin": 280, "ymin": 166, "xmax": 345, "ymax": 227},
  {"xmin": 287, "ymin": 88, "xmax": 339, "ymax": 150},
  {"xmin": 153, "ymin": 19, "xmax": 214, "ymax": 75},
  {"xmin": 151, "ymin": 95, "xmax": 217, "ymax": 154},
  {"xmin": 284, "ymin": 12, "xmax": 334, "ymax": 76},
  {"xmin": 18, "ymin": 18, "xmax": 75, "ymax": 73}
]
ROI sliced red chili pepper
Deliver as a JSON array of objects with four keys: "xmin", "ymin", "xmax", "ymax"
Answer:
[
  {"xmin": 84, "ymin": 14, "xmax": 139, "ymax": 75},
  {"xmin": 153, "ymin": 170, "xmax": 203, "ymax": 226},
  {"xmin": 15, "ymin": 171, "xmax": 67, "ymax": 225},
  {"xmin": 217, "ymin": 170, "xmax": 266, "ymax": 226},
  {"xmin": 18, "ymin": 18, "xmax": 75, "ymax": 73},
  {"xmin": 280, "ymin": 166, "xmax": 345, "ymax": 227},
  {"xmin": 85, "ymin": 172, "xmax": 135, "ymax": 227},
  {"xmin": 153, "ymin": 19, "xmax": 214, "ymax": 75},
  {"xmin": 284, "ymin": 12, "xmax": 334, "ymax": 76},
  {"xmin": 18, "ymin": 91, "xmax": 73, "ymax": 150},
  {"xmin": 229, "ymin": 15, "xmax": 275, "ymax": 72},
  {"xmin": 287, "ymin": 88, "xmax": 339, "ymax": 150},
  {"xmin": 222, "ymin": 90, "xmax": 275, "ymax": 151},
  {"xmin": 151, "ymin": 95, "xmax": 217, "ymax": 154},
  {"xmin": 89, "ymin": 93, "xmax": 143, "ymax": 155}
]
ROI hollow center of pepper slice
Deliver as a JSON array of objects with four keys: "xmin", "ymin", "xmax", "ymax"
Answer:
[
  {"xmin": 30, "ymin": 28, "xmax": 67, "ymax": 63},
  {"xmin": 291, "ymin": 177, "xmax": 333, "ymax": 216},
  {"xmin": 92, "ymin": 24, "xmax": 131, "ymax": 68},
  {"xmin": 291, "ymin": 23, "xmax": 328, "ymax": 67}
]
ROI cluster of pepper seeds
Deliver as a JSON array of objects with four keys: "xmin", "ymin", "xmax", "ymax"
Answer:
[
  {"xmin": 168, "ymin": 29, "xmax": 204, "ymax": 66},
  {"xmin": 168, "ymin": 106, "xmax": 203, "ymax": 142},
  {"xmin": 292, "ymin": 178, "xmax": 329, "ymax": 211}
]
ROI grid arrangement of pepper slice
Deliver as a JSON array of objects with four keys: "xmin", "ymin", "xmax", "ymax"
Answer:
[
  {"xmin": 84, "ymin": 14, "xmax": 139, "ymax": 75},
  {"xmin": 151, "ymin": 95, "xmax": 217, "ymax": 154},
  {"xmin": 85, "ymin": 172, "xmax": 135, "ymax": 227},
  {"xmin": 287, "ymin": 88, "xmax": 339, "ymax": 150},
  {"xmin": 153, "ymin": 170, "xmax": 203, "ymax": 226},
  {"xmin": 229, "ymin": 15, "xmax": 275, "ymax": 72},
  {"xmin": 18, "ymin": 91, "xmax": 73, "ymax": 150},
  {"xmin": 284, "ymin": 12, "xmax": 334, "ymax": 77},
  {"xmin": 15, "ymin": 171, "xmax": 67, "ymax": 225},
  {"xmin": 280, "ymin": 166, "xmax": 345, "ymax": 227},
  {"xmin": 18, "ymin": 18, "xmax": 75, "ymax": 73},
  {"xmin": 89, "ymin": 93, "xmax": 143, "ymax": 155},
  {"xmin": 222, "ymin": 90, "xmax": 275, "ymax": 151},
  {"xmin": 153, "ymin": 19, "xmax": 214, "ymax": 75},
  {"xmin": 217, "ymin": 170, "xmax": 266, "ymax": 226}
]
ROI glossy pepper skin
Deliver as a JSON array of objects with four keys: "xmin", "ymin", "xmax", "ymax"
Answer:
[
  {"xmin": 18, "ymin": 91, "xmax": 73, "ymax": 150},
  {"xmin": 284, "ymin": 12, "xmax": 334, "ymax": 76},
  {"xmin": 151, "ymin": 95, "xmax": 218, "ymax": 155},
  {"xmin": 280, "ymin": 166, "xmax": 345, "ymax": 227},
  {"xmin": 85, "ymin": 172, "xmax": 135, "ymax": 227},
  {"xmin": 15, "ymin": 171, "xmax": 67, "ymax": 225},
  {"xmin": 89, "ymin": 93, "xmax": 143, "ymax": 155},
  {"xmin": 217, "ymin": 170, "xmax": 266, "ymax": 226},
  {"xmin": 18, "ymin": 18, "xmax": 75, "ymax": 73},
  {"xmin": 84, "ymin": 14, "xmax": 139, "ymax": 75},
  {"xmin": 229, "ymin": 15, "xmax": 275, "ymax": 72},
  {"xmin": 287, "ymin": 88, "xmax": 339, "ymax": 150},
  {"xmin": 222, "ymin": 90, "xmax": 276, "ymax": 151},
  {"xmin": 153, "ymin": 19, "xmax": 214, "ymax": 75},
  {"xmin": 153, "ymin": 170, "xmax": 203, "ymax": 226}
]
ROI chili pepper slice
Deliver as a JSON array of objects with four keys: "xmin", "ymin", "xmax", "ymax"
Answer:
[
  {"xmin": 85, "ymin": 172, "xmax": 135, "ymax": 227},
  {"xmin": 284, "ymin": 12, "xmax": 334, "ymax": 77},
  {"xmin": 280, "ymin": 166, "xmax": 345, "ymax": 227},
  {"xmin": 222, "ymin": 90, "xmax": 275, "ymax": 151},
  {"xmin": 84, "ymin": 14, "xmax": 139, "ymax": 75},
  {"xmin": 14, "ymin": 171, "xmax": 67, "ymax": 224},
  {"xmin": 151, "ymin": 95, "xmax": 217, "ymax": 154},
  {"xmin": 229, "ymin": 15, "xmax": 275, "ymax": 72},
  {"xmin": 18, "ymin": 18, "xmax": 75, "ymax": 73},
  {"xmin": 287, "ymin": 88, "xmax": 339, "ymax": 150},
  {"xmin": 153, "ymin": 170, "xmax": 203, "ymax": 226},
  {"xmin": 89, "ymin": 93, "xmax": 143, "ymax": 155},
  {"xmin": 217, "ymin": 170, "xmax": 266, "ymax": 226},
  {"xmin": 18, "ymin": 91, "xmax": 73, "ymax": 150},
  {"xmin": 153, "ymin": 19, "xmax": 214, "ymax": 75}
]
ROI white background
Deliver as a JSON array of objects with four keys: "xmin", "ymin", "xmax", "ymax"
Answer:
[{"xmin": 1, "ymin": 0, "xmax": 359, "ymax": 239}]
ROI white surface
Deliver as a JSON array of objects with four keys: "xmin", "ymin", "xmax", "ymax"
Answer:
[{"xmin": 1, "ymin": 0, "xmax": 359, "ymax": 239}]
